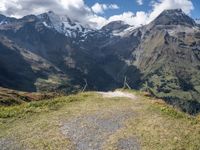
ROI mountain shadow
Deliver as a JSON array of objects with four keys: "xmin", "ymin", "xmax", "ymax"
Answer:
[{"xmin": 0, "ymin": 43, "xmax": 37, "ymax": 92}]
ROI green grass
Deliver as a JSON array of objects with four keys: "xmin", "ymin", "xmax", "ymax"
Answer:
[
  {"xmin": 104, "ymin": 90, "xmax": 200, "ymax": 150},
  {"xmin": 0, "ymin": 90, "xmax": 200, "ymax": 150},
  {"xmin": 0, "ymin": 98, "xmax": 23, "ymax": 106},
  {"xmin": 0, "ymin": 92, "xmax": 92, "ymax": 118}
]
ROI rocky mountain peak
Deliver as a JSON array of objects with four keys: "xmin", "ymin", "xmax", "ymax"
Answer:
[
  {"xmin": 0, "ymin": 14, "xmax": 6, "ymax": 21},
  {"xmin": 163, "ymin": 8, "xmax": 183, "ymax": 14},
  {"xmin": 151, "ymin": 9, "xmax": 196, "ymax": 27},
  {"xmin": 101, "ymin": 21, "xmax": 130, "ymax": 31},
  {"xmin": 0, "ymin": 15, "xmax": 7, "ymax": 25},
  {"xmin": 37, "ymin": 11, "xmax": 92, "ymax": 38},
  {"xmin": 0, "ymin": 15, "xmax": 17, "ymax": 26}
]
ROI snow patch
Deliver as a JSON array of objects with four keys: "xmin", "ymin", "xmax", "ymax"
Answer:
[
  {"xmin": 196, "ymin": 19, "xmax": 200, "ymax": 24},
  {"xmin": 38, "ymin": 11, "xmax": 92, "ymax": 38},
  {"xmin": 112, "ymin": 26, "xmax": 136, "ymax": 37},
  {"xmin": 0, "ymin": 21, "xmax": 8, "ymax": 25}
]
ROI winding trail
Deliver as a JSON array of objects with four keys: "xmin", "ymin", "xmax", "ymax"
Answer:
[{"xmin": 60, "ymin": 91, "xmax": 140, "ymax": 150}]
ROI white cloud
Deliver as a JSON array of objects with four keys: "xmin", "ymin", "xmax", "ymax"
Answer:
[
  {"xmin": 196, "ymin": 19, "xmax": 200, "ymax": 24},
  {"xmin": 60, "ymin": 0, "xmax": 85, "ymax": 9},
  {"xmin": 86, "ymin": 11, "xmax": 148, "ymax": 29},
  {"xmin": 109, "ymin": 4, "xmax": 120, "ymax": 9},
  {"xmin": 0, "ymin": 0, "xmax": 90, "ymax": 19},
  {"xmin": 89, "ymin": 15, "xmax": 108, "ymax": 28},
  {"xmin": 0, "ymin": 1, "xmax": 6, "ymax": 11},
  {"xmin": 136, "ymin": 0, "xmax": 143, "ymax": 5},
  {"xmin": 108, "ymin": 11, "xmax": 147, "ymax": 26},
  {"xmin": 104, "ymin": 0, "xmax": 194, "ymax": 28},
  {"xmin": 0, "ymin": 0, "xmax": 195, "ymax": 29},
  {"xmin": 91, "ymin": 3, "xmax": 107, "ymax": 14},
  {"xmin": 91, "ymin": 3, "xmax": 119, "ymax": 14}
]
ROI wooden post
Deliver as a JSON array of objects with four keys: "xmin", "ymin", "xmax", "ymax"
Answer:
[
  {"xmin": 123, "ymin": 76, "xmax": 131, "ymax": 90},
  {"xmin": 82, "ymin": 79, "xmax": 88, "ymax": 92},
  {"xmin": 123, "ymin": 76, "xmax": 127, "ymax": 89}
]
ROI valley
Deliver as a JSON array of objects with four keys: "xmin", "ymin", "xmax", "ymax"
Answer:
[
  {"xmin": 0, "ymin": 9, "xmax": 200, "ymax": 114},
  {"xmin": 0, "ymin": 8, "xmax": 200, "ymax": 149}
]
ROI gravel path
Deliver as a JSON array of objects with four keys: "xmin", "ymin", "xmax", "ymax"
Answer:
[
  {"xmin": 0, "ymin": 138, "xmax": 24, "ymax": 150},
  {"xmin": 60, "ymin": 91, "xmax": 140, "ymax": 150},
  {"xmin": 117, "ymin": 137, "xmax": 140, "ymax": 150},
  {"xmin": 0, "ymin": 91, "xmax": 140, "ymax": 150}
]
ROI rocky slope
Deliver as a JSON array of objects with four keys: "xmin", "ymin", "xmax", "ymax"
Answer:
[
  {"xmin": 0, "ymin": 12, "xmax": 118, "ymax": 92},
  {"xmin": 0, "ymin": 9, "xmax": 200, "ymax": 114}
]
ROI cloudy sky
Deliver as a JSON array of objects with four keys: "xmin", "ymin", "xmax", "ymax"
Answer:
[{"xmin": 0, "ymin": 0, "xmax": 199, "ymax": 28}]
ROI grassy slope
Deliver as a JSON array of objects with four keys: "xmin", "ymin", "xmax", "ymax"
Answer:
[
  {"xmin": 0, "ymin": 90, "xmax": 200, "ymax": 150},
  {"xmin": 135, "ymin": 29, "xmax": 200, "ymax": 114}
]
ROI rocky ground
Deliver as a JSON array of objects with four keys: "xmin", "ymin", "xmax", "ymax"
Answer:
[{"xmin": 61, "ymin": 91, "xmax": 140, "ymax": 150}]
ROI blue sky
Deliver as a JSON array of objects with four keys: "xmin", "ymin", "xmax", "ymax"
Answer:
[
  {"xmin": 0, "ymin": 0, "xmax": 199, "ymax": 28},
  {"xmin": 86, "ymin": 0, "xmax": 151, "ymax": 16},
  {"xmin": 85, "ymin": 0, "xmax": 200, "ymax": 19},
  {"xmin": 191, "ymin": 0, "xmax": 200, "ymax": 18}
]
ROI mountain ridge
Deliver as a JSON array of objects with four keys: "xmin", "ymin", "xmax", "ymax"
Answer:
[{"xmin": 0, "ymin": 9, "xmax": 200, "ymax": 114}]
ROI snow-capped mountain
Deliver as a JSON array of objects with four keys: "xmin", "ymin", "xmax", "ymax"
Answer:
[
  {"xmin": 38, "ymin": 11, "xmax": 92, "ymax": 38},
  {"xmin": 0, "ymin": 11, "xmax": 93, "ymax": 39},
  {"xmin": 100, "ymin": 21, "xmax": 136, "ymax": 37},
  {"xmin": 0, "ymin": 9, "xmax": 200, "ymax": 114}
]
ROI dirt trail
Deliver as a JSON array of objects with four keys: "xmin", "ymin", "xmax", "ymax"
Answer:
[{"xmin": 61, "ymin": 91, "xmax": 140, "ymax": 150}]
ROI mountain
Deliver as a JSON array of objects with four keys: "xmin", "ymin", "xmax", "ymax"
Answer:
[
  {"xmin": 81, "ymin": 9, "xmax": 200, "ymax": 114},
  {"xmin": 0, "ymin": 9, "xmax": 200, "ymax": 114},
  {"xmin": 38, "ymin": 11, "xmax": 92, "ymax": 38},
  {"xmin": 149, "ymin": 9, "xmax": 196, "ymax": 27},
  {"xmin": 101, "ymin": 21, "xmax": 131, "ymax": 34},
  {"xmin": 132, "ymin": 9, "xmax": 200, "ymax": 114},
  {"xmin": 0, "ymin": 12, "xmax": 119, "ymax": 92}
]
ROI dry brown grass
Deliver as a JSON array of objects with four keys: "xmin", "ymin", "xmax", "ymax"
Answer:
[{"xmin": 0, "ymin": 87, "xmax": 57, "ymax": 106}]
